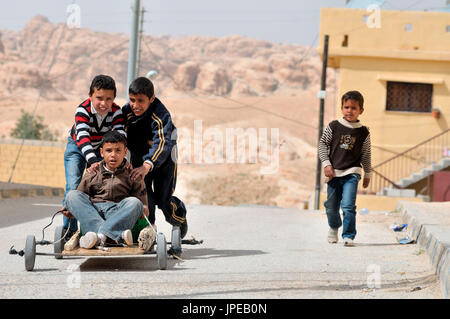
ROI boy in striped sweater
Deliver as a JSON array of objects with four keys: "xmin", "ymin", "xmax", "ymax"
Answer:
[
  {"xmin": 318, "ymin": 90, "xmax": 371, "ymax": 247},
  {"xmin": 62, "ymin": 75, "xmax": 126, "ymax": 234}
]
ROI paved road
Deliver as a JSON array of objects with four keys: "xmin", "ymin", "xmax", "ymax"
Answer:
[
  {"xmin": 0, "ymin": 196, "xmax": 63, "ymax": 228},
  {"xmin": 0, "ymin": 198, "xmax": 443, "ymax": 299}
]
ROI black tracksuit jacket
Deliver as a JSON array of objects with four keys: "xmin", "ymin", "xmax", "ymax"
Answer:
[{"xmin": 122, "ymin": 97, "xmax": 176, "ymax": 169}]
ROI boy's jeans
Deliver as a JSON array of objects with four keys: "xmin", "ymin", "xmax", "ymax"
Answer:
[
  {"xmin": 324, "ymin": 173, "xmax": 360, "ymax": 240},
  {"xmin": 64, "ymin": 190, "xmax": 143, "ymax": 241},
  {"xmin": 62, "ymin": 136, "xmax": 97, "ymax": 232}
]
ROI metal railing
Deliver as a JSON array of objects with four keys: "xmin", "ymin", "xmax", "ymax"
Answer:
[{"xmin": 366, "ymin": 129, "xmax": 450, "ymax": 194}]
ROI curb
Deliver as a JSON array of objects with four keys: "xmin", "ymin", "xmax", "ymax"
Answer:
[
  {"xmin": 0, "ymin": 187, "xmax": 64, "ymax": 199},
  {"xmin": 397, "ymin": 201, "xmax": 450, "ymax": 299}
]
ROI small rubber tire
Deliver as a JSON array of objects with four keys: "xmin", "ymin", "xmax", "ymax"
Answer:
[
  {"xmin": 54, "ymin": 225, "xmax": 65, "ymax": 259},
  {"xmin": 25, "ymin": 235, "xmax": 36, "ymax": 271},
  {"xmin": 156, "ymin": 233, "xmax": 167, "ymax": 270}
]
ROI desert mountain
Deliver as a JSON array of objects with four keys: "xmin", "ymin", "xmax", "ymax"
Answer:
[
  {"xmin": 0, "ymin": 15, "xmax": 336, "ymax": 99},
  {"xmin": 0, "ymin": 16, "xmax": 338, "ymax": 208}
]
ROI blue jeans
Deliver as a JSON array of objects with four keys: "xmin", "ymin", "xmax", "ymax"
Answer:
[
  {"xmin": 65, "ymin": 190, "xmax": 143, "ymax": 241},
  {"xmin": 62, "ymin": 136, "xmax": 86, "ymax": 231},
  {"xmin": 63, "ymin": 136, "xmax": 102, "ymax": 231},
  {"xmin": 324, "ymin": 173, "xmax": 360, "ymax": 240}
]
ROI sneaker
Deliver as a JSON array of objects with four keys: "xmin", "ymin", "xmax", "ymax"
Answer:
[
  {"xmin": 343, "ymin": 238, "xmax": 354, "ymax": 247},
  {"xmin": 79, "ymin": 232, "xmax": 98, "ymax": 249},
  {"xmin": 64, "ymin": 230, "xmax": 80, "ymax": 251},
  {"xmin": 121, "ymin": 229, "xmax": 133, "ymax": 246},
  {"xmin": 138, "ymin": 226, "xmax": 156, "ymax": 252},
  {"xmin": 328, "ymin": 228, "xmax": 338, "ymax": 243}
]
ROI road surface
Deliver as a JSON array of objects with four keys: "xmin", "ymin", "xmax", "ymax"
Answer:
[{"xmin": 0, "ymin": 196, "xmax": 443, "ymax": 299}]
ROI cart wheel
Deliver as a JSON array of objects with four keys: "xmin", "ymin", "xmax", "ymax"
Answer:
[
  {"xmin": 54, "ymin": 225, "xmax": 65, "ymax": 259},
  {"xmin": 25, "ymin": 235, "xmax": 36, "ymax": 271},
  {"xmin": 156, "ymin": 233, "xmax": 167, "ymax": 270}
]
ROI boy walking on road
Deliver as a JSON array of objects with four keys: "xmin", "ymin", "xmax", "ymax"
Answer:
[{"xmin": 318, "ymin": 90, "xmax": 372, "ymax": 246}]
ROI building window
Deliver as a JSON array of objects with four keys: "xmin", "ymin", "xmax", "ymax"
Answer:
[{"xmin": 386, "ymin": 81, "xmax": 433, "ymax": 112}]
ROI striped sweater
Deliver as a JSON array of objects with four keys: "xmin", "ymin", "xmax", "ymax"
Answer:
[
  {"xmin": 318, "ymin": 118, "xmax": 372, "ymax": 181},
  {"xmin": 69, "ymin": 98, "xmax": 126, "ymax": 166}
]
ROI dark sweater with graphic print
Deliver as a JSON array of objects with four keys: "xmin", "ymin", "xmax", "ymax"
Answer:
[{"xmin": 318, "ymin": 118, "xmax": 372, "ymax": 181}]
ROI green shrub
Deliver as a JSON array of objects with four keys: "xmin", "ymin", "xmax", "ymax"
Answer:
[{"xmin": 11, "ymin": 109, "xmax": 57, "ymax": 141}]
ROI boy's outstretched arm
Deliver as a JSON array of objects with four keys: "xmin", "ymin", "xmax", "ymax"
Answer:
[{"xmin": 142, "ymin": 110, "xmax": 174, "ymax": 170}]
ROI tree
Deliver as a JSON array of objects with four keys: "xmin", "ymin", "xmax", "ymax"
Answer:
[{"xmin": 11, "ymin": 109, "xmax": 57, "ymax": 141}]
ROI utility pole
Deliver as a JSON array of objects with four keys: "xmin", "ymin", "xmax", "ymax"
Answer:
[
  {"xmin": 314, "ymin": 34, "xmax": 329, "ymax": 210},
  {"xmin": 136, "ymin": 6, "xmax": 146, "ymax": 78},
  {"xmin": 127, "ymin": 0, "xmax": 141, "ymax": 99}
]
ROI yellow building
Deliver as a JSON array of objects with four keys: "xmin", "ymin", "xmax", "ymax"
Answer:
[{"xmin": 318, "ymin": 7, "xmax": 450, "ymax": 198}]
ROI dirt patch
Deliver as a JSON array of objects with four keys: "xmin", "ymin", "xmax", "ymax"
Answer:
[{"xmin": 191, "ymin": 170, "xmax": 280, "ymax": 206}]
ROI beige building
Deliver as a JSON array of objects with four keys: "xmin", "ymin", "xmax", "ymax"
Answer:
[{"xmin": 318, "ymin": 7, "xmax": 450, "ymax": 198}]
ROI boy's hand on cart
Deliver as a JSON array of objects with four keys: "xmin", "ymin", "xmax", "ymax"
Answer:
[
  {"xmin": 363, "ymin": 177, "xmax": 370, "ymax": 188},
  {"xmin": 61, "ymin": 207, "xmax": 73, "ymax": 218},
  {"xmin": 324, "ymin": 165, "xmax": 335, "ymax": 178}
]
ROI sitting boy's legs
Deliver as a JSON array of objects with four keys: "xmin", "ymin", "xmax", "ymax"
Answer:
[
  {"xmin": 66, "ymin": 191, "xmax": 143, "ymax": 247},
  {"xmin": 63, "ymin": 137, "xmax": 86, "ymax": 232},
  {"xmin": 65, "ymin": 190, "xmax": 105, "ymax": 235},
  {"xmin": 96, "ymin": 197, "xmax": 143, "ymax": 242}
]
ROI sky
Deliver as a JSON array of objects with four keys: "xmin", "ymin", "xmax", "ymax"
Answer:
[{"xmin": 0, "ymin": 0, "xmax": 446, "ymax": 45}]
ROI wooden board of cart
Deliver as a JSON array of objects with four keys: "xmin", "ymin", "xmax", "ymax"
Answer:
[{"xmin": 62, "ymin": 245, "xmax": 146, "ymax": 257}]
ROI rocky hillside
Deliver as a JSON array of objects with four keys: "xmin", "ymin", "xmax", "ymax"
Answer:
[{"xmin": 0, "ymin": 15, "xmax": 336, "ymax": 99}]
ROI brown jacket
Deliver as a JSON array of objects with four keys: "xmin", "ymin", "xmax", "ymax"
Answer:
[{"xmin": 77, "ymin": 159, "xmax": 148, "ymax": 205}]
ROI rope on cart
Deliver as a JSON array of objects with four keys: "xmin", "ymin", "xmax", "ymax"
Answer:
[{"xmin": 8, "ymin": 210, "xmax": 72, "ymax": 257}]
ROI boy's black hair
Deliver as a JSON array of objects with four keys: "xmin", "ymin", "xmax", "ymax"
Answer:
[
  {"xmin": 341, "ymin": 90, "xmax": 364, "ymax": 109},
  {"xmin": 89, "ymin": 75, "xmax": 117, "ymax": 97},
  {"xmin": 100, "ymin": 131, "xmax": 127, "ymax": 147},
  {"xmin": 129, "ymin": 77, "xmax": 154, "ymax": 99}
]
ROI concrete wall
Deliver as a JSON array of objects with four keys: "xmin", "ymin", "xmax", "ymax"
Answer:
[{"xmin": 0, "ymin": 138, "xmax": 66, "ymax": 188}]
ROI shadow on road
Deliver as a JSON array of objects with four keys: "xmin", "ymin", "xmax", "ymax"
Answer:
[
  {"xmin": 78, "ymin": 256, "xmax": 180, "ymax": 272},
  {"xmin": 183, "ymin": 247, "xmax": 267, "ymax": 260}
]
